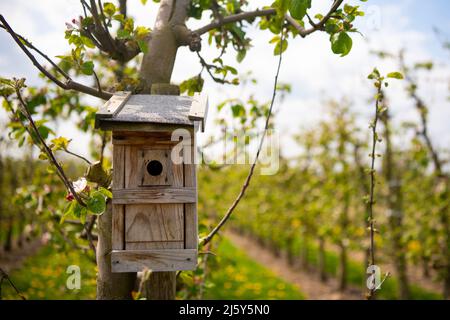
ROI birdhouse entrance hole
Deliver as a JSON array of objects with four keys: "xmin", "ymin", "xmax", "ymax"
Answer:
[{"xmin": 147, "ymin": 160, "xmax": 163, "ymax": 176}]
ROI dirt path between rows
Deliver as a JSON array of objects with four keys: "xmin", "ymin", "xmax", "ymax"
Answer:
[
  {"xmin": 0, "ymin": 237, "xmax": 45, "ymax": 273},
  {"xmin": 225, "ymin": 230, "xmax": 364, "ymax": 300}
]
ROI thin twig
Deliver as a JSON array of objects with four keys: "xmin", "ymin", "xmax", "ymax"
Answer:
[
  {"xmin": 200, "ymin": 26, "xmax": 286, "ymax": 247},
  {"xmin": 0, "ymin": 267, "xmax": 26, "ymax": 300},
  {"xmin": 14, "ymin": 88, "xmax": 86, "ymax": 206},
  {"xmin": 196, "ymin": 52, "xmax": 233, "ymax": 85},
  {"xmin": 194, "ymin": 0, "xmax": 344, "ymax": 38},
  {"xmin": 0, "ymin": 15, "xmax": 112, "ymax": 100},
  {"xmin": 367, "ymin": 79, "xmax": 383, "ymax": 300},
  {"xmin": 63, "ymin": 148, "xmax": 92, "ymax": 165}
]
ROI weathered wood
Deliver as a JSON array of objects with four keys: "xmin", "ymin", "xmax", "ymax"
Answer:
[
  {"xmin": 184, "ymin": 144, "xmax": 198, "ymax": 249},
  {"xmin": 126, "ymin": 241, "xmax": 184, "ymax": 250},
  {"xmin": 100, "ymin": 122, "xmax": 193, "ymax": 133},
  {"xmin": 112, "ymin": 145, "xmax": 126, "ymax": 250},
  {"xmin": 111, "ymin": 249, "xmax": 197, "ymax": 272},
  {"xmin": 112, "ymin": 204, "xmax": 125, "ymax": 250},
  {"xmin": 113, "ymin": 187, "xmax": 196, "ymax": 204},
  {"xmin": 125, "ymin": 204, "xmax": 184, "ymax": 242},
  {"xmin": 188, "ymin": 94, "xmax": 208, "ymax": 131},
  {"xmin": 97, "ymin": 203, "xmax": 136, "ymax": 299},
  {"xmin": 140, "ymin": 149, "xmax": 172, "ymax": 186},
  {"xmin": 95, "ymin": 91, "xmax": 131, "ymax": 120},
  {"xmin": 113, "ymin": 145, "xmax": 125, "ymax": 188},
  {"xmin": 99, "ymin": 94, "xmax": 194, "ymax": 125}
]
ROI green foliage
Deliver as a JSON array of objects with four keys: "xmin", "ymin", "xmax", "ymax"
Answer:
[
  {"xmin": 180, "ymin": 75, "xmax": 204, "ymax": 96},
  {"xmin": 289, "ymin": 0, "xmax": 311, "ymax": 21},
  {"xmin": 203, "ymin": 238, "xmax": 305, "ymax": 299},
  {"xmin": 331, "ymin": 32, "xmax": 352, "ymax": 57}
]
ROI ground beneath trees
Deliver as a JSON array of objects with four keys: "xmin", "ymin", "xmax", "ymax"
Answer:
[
  {"xmin": 225, "ymin": 230, "xmax": 364, "ymax": 300},
  {"xmin": 0, "ymin": 237, "xmax": 45, "ymax": 273}
]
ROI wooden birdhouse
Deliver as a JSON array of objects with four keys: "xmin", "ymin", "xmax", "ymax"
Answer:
[{"xmin": 95, "ymin": 92, "xmax": 208, "ymax": 273}]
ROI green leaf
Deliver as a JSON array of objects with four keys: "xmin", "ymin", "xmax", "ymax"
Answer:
[
  {"xmin": 289, "ymin": 0, "xmax": 312, "ymax": 20},
  {"xmin": 51, "ymin": 136, "xmax": 70, "ymax": 150},
  {"xmin": 103, "ymin": 2, "xmax": 117, "ymax": 16},
  {"xmin": 137, "ymin": 40, "xmax": 148, "ymax": 54},
  {"xmin": 81, "ymin": 61, "xmax": 94, "ymax": 75},
  {"xmin": 80, "ymin": 36, "xmax": 95, "ymax": 49},
  {"xmin": 87, "ymin": 191, "xmax": 107, "ymax": 215},
  {"xmin": 61, "ymin": 201, "xmax": 76, "ymax": 223},
  {"xmin": 274, "ymin": 38, "xmax": 288, "ymax": 55},
  {"xmin": 387, "ymin": 71, "xmax": 404, "ymax": 80},
  {"xmin": 331, "ymin": 32, "xmax": 353, "ymax": 57},
  {"xmin": 117, "ymin": 29, "xmax": 131, "ymax": 39},
  {"xmin": 98, "ymin": 187, "xmax": 113, "ymax": 199}
]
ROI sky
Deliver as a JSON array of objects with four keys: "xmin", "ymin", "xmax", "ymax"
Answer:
[{"xmin": 0, "ymin": 0, "xmax": 449, "ymax": 160}]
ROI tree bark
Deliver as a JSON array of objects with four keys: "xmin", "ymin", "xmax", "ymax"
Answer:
[
  {"xmin": 97, "ymin": 203, "xmax": 136, "ymax": 300},
  {"xmin": 139, "ymin": 0, "xmax": 190, "ymax": 92},
  {"xmin": 96, "ymin": 0, "xmax": 190, "ymax": 300},
  {"xmin": 381, "ymin": 110, "xmax": 410, "ymax": 300},
  {"xmin": 318, "ymin": 237, "xmax": 327, "ymax": 282}
]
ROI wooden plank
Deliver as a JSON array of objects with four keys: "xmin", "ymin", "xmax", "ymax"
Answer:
[
  {"xmin": 112, "ymin": 144, "xmax": 125, "ymax": 250},
  {"xmin": 96, "ymin": 91, "xmax": 131, "ymax": 119},
  {"xmin": 112, "ymin": 205, "xmax": 125, "ymax": 250},
  {"xmin": 112, "ymin": 131, "xmax": 177, "ymax": 146},
  {"xmin": 125, "ymin": 204, "xmax": 184, "ymax": 243},
  {"xmin": 188, "ymin": 94, "xmax": 208, "ymax": 121},
  {"xmin": 99, "ymin": 122, "xmax": 193, "ymax": 133},
  {"xmin": 113, "ymin": 145, "xmax": 125, "ymax": 189},
  {"xmin": 126, "ymin": 241, "xmax": 184, "ymax": 250},
  {"xmin": 140, "ymin": 149, "xmax": 172, "ymax": 186},
  {"xmin": 125, "ymin": 145, "xmax": 139, "ymax": 188},
  {"xmin": 112, "ymin": 187, "xmax": 196, "ymax": 204},
  {"xmin": 111, "ymin": 249, "xmax": 197, "ymax": 272},
  {"xmin": 184, "ymin": 144, "xmax": 198, "ymax": 250}
]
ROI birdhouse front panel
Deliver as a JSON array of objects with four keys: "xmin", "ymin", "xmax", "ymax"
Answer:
[{"xmin": 95, "ymin": 93, "xmax": 207, "ymax": 273}]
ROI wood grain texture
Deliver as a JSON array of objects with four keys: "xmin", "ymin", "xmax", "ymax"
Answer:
[
  {"xmin": 95, "ymin": 91, "xmax": 131, "ymax": 121},
  {"xmin": 112, "ymin": 187, "xmax": 196, "ymax": 204},
  {"xmin": 126, "ymin": 241, "xmax": 184, "ymax": 250},
  {"xmin": 188, "ymin": 94, "xmax": 209, "ymax": 131},
  {"xmin": 184, "ymin": 144, "xmax": 198, "ymax": 250},
  {"xmin": 111, "ymin": 249, "xmax": 197, "ymax": 272},
  {"xmin": 112, "ymin": 145, "xmax": 125, "ymax": 250},
  {"xmin": 140, "ymin": 149, "xmax": 172, "ymax": 186},
  {"xmin": 112, "ymin": 204, "xmax": 125, "ymax": 250},
  {"xmin": 113, "ymin": 145, "xmax": 125, "ymax": 189},
  {"xmin": 125, "ymin": 204, "xmax": 184, "ymax": 243}
]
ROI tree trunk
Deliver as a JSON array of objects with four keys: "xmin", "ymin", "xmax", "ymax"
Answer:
[
  {"xmin": 97, "ymin": 203, "xmax": 136, "ymax": 299},
  {"xmin": 96, "ymin": 0, "xmax": 190, "ymax": 300},
  {"xmin": 381, "ymin": 111, "xmax": 410, "ymax": 300},
  {"xmin": 338, "ymin": 243, "xmax": 347, "ymax": 292},
  {"xmin": 300, "ymin": 233, "xmax": 309, "ymax": 270},
  {"xmin": 318, "ymin": 237, "xmax": 327, "ymax": 282}
]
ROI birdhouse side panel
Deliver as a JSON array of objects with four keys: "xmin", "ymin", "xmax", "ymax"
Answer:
[
  {"xmin": 122, "ymin": 138, "xmax": 184, "ymax": 251},
  {"xmin": 110, "ymin": 130, "xmax": 198, "ymax": 272},
  {"xmin": 184, "ymin": 143, "xmax": 198, "ymax": 250}
]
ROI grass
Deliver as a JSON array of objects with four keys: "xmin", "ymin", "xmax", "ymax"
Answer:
[
  {"xmin": 204, "ymin": 238, "xmax": 305, "ymax": 300},
  {"xmin": 2, "ymin": 238, "xmax": 304, "ymax": 300},
  {"xmin": 1, "ymin": 245, "xmax": 97, "ymax": 300},
  {"xmin": 294, "ymin": 239, "xmax": 442, "ymax": 300}
]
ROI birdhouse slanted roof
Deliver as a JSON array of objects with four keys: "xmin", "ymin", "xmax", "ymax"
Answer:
[{"xmin": 95, "ymin": 92, "xmax": 208, "ymax": 131}]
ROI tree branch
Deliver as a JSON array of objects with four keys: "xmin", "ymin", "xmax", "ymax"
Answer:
[
  {"xmin": 194, "ymin": 0, "xmax": 344, "ymax": 38},
  {"xmin": 200, "ymin": 27, "xmax": 286, "ymax": 247},
  {"xmin": 0, "ymin": 15, "xmax": 112, "ymax": 100},
  {"xmin": 194, "ymin": 8, "xmax": 276, "ymax": 36},
  {"xmin": 13, "ymin": 88, "xmax": 87, "ymax": 207},
  {"xmin": 0, "ymin": 267, "xmax": 26, "ymax": 300}
]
